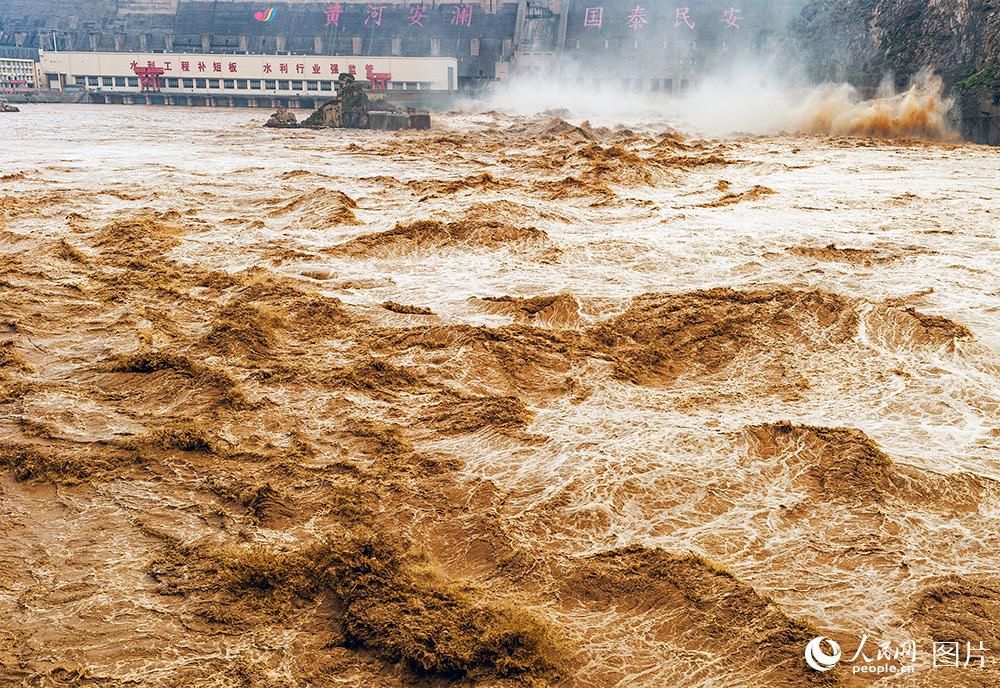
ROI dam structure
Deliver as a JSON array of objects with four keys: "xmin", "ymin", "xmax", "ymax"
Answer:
[{"xmin": 1, "ymin": 1, "xmax": 797, "ymax": 98}]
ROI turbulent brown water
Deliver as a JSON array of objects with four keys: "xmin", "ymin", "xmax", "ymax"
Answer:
[{"xmin": 1, "ymin": 104, "xmax": 998, "ymax": 687}]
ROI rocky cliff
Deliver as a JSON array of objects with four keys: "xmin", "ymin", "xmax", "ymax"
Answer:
[{"xmin": 793, "ymin": 0, "xmax": 1000, "ymax": 143}]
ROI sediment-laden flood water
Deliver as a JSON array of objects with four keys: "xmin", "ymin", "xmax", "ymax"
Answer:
[{"xmin": 1, "ymin": 104, "xmax": 998, "ymax": 687}]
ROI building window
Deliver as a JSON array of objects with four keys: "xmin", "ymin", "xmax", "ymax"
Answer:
[
  {"xmin": 88, "ymin": 76, "xmax": 100, "ymax": 86},
  {"xmin": 651, "ymin": 79, "xmax": 660, "ymax": 92},
  {"xmin": 664, "ymin": 79, "xmax": 672, "ymax": 94},
  {"xmin": 249, "ymin": 79, "xmax": 261, "ymax": 89},
  {"xmin": 223, "ymin": 79, "xmax": 234, "ymax": 89},
  {"xmin": 183, "ymin": 78, "xmax": 194, "ymax": 88},
  {"xmin": 115, "ymin": 76, "xmax": 126, "ymax": 87},
  {"xmin": 196, "ymin": 78, "xmax": 206, "ymax": 88},
  {"xmin": 167, "ymin": 78, "xmax": 179, "ymax": 88},
  {"xmin": 236, "ymin": 79, "xmax": 247, "ymax": 89},
  {"xmin": 290, "ymin": 80, "xmax": 303, "ymax": 90},
  {"xmin": 306, "ymin": 80, "xmax": 318, "ymax": 90},
  {"xmin": 208, "ymin": 79, "xmax": 220, "ymax": 88},
  {"xmin": 320, "ymin": 81, "xmax": 332, "ymax": 91},
  {"xmin": 102, "ymin": 76, "xmax": 113, "ymax": 86},
  {"xmin": 278, "ymin": 80, "xmax": 289, "ymax": 90},
  {"xmin": 265, "ymin": 79, "xmax": 276, "ymax": 90},
  {"xmin": 127, "ymin": 77, "xmax": 139, "ymax": 87}
]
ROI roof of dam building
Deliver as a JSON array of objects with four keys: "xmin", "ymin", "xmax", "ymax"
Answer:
[{"xmin": 0, "ymin": 46, "xmax": 39, "ymax": 59}]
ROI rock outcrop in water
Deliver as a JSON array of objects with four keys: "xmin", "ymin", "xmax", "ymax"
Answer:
[{"xmin": 264, "ymin": 106, "xmax": 297, "ymax": 128}]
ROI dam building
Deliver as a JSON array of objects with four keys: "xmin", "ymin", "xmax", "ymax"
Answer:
[
  {"xmin": 0, "ymin": 46, "xmax": 39, "ymax": 90},
  {"xmin": 0, "ymin": 0, "xmax": 800, "ymax": 98},
  {"xmin": 40, "ymin": 50, "xmax": 457, "ymax": 105}
]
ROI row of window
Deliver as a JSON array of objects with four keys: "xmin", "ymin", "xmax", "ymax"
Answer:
[
  {"xmin": 568, "ymin": 37, "xmax": 772, "ymax": 53},
  {"xmin": 549, "ymin": 76, "xmax": 691, "ymax": 93},
  {"xmin": 73, "ymin": 75, "xmax": 430, "ymax": 91},
  {"xmin": 75, "ymin": 75, "xmax": 140, "ymax": 87},
  {"xmin": 573, "ymin": 38, "xmax": 702, "ymax": 51}
]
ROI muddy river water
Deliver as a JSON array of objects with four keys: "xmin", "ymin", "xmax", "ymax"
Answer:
[{"xmin": 0, "ymin": 103, "xmax": 998, "ymax": 687}]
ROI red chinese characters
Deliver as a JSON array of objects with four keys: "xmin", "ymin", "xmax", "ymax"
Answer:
[
  {"xmin": 213, "ymin": 62, "xmax": 222, "ymax": 73},
  {"xmin": 197, "ymin": 61, "xmax": 207, "ymax": 72},
  {"xmin": 583, "ymin": 7, "xmax": 604, "ymax": 28},
  {"xmin": 450, "ymin": 3, "xmax": 473, "ymax": 27},
  {"xmin": 325, "ymin": 3, "xmax": 343, "ymax": 27},
  {"xmin": 570, "ymin": 6, "xmax": 750, "ymax": 32},
  {"xmin": 263, "ymin": 63, "xmax": 273, "ymax": 73},
  {"xmin": 408, "ymin": 4, "xmax": 427, "ymax": 27},
  {"xmin": 626, "ymin": 5, "xmax": 647, "ymax": 29},
  {"xmin": 181, "ymin": 61, "xmax": 190, "ymax": 72},
  {"xmin": 675, "ymin": 7, "xmax": 694, "ymax": 29},
  {"xmin": 228, "ymin": 62, "xmax": 238, "ymax": 73},
  {"xmin": 364, "ymin": 4, "xmax": 386, "ymax": 27}
]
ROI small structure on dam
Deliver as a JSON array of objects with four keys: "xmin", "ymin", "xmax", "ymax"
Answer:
[
  {"xmin": 0, "ymin": 96, "xmax": 19, "ymax": 112},
  {"xmin": 265, "ymin": 73, "xmax": 430, "ymax": 131}
]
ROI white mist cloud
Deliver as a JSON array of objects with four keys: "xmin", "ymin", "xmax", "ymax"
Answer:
[{"xmin": 476, "ymin": 63, "xmax": 957, "ymax": 141}]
